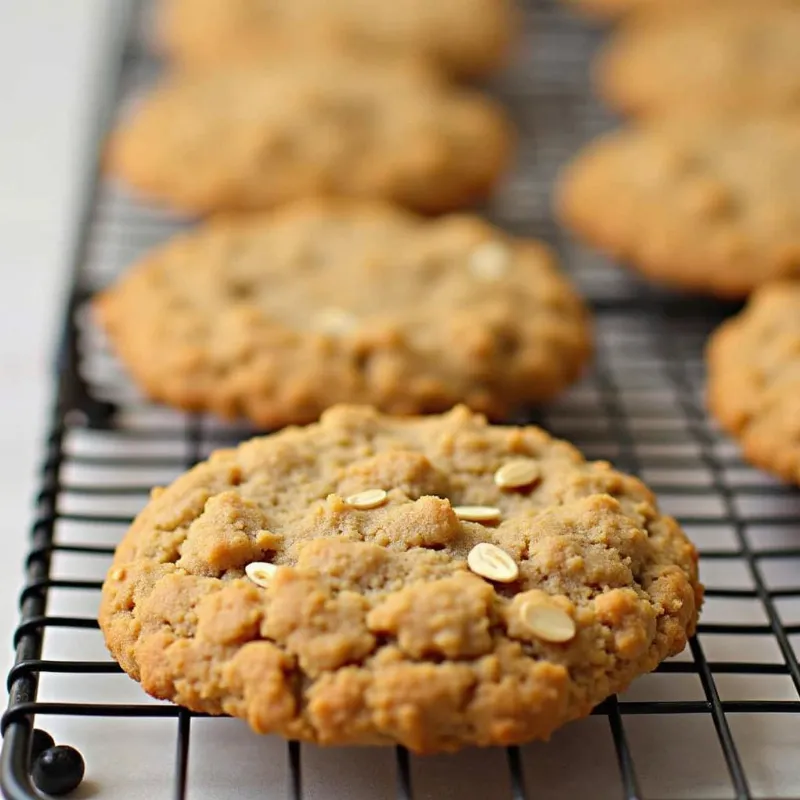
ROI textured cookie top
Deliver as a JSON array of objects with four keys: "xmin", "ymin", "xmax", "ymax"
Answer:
[
  {"xmin": 556, "ymin": 116, "xmax": 800, "ymax": 298},
  {"xmin": 707, "ymin": 282, "xmax": 800, "ymax": 484},
  {"xmin": 95, "ymin": 201, "xmax": 591, "ymax": 427},
  {"xmin": 597, "ymin": 1, "xmax": 800, "ymax": 116},
  {"xmin": 106, "ymin": 56, "xmax": 512, "ymax": 215},
  {"xmin": 158, "ymin": 0, "xmax": 515, "ymax": 79},
  {"xmin": 100, "ymin": 405, "xmax": 701, "ymax": 752}
]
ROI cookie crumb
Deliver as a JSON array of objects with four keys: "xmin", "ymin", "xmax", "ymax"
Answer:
[
  {"xmin": 519, "ymin": 599, "xmax": 576, "ymax": 643},
  {"xmin": 467, "ymin": 542, "xmax": 518, "ymax": 583},
  {"xmin": 110, "ymin": 568, "xmax": 126, "ymax": 581},
  {"xmin": 468, "ymin": 241, "xmax": 509, "ymax": 281},
  {"xmin": 494, "ymin": 459, "xmax": 540, "ymax": 490},
  {"xmin": 313, "ymin": 307, "xmax": 357, "ymax": 336},
  {"xmin": 245, "ymin": 561, "xmax": 278, "ymax": 588},
  {"xmin": 345, "ymin": 488, "xmax": 388, "ymax": 510}
]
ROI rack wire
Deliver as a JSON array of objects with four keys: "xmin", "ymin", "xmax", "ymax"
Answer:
[{"xmin": 3, "ymin": 0, "xmax": 800, "ymax": 798}]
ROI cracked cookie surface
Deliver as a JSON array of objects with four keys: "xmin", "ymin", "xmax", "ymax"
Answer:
[
  {"xmin": 94, "ymin": 200, "xmax": 591, "ymax": 427},
  {"xmin": 158, "ymin": 0, "xmax": 515, "ymax": 80},
  {"xmin": 556, "ymin": 116, "xmax": 800, "ymax": 298},
  {"xmin": 106, "ymin": 54, "xmax": 512, "ymax": 215},
  {"xmin": 707, "ymin": 281, "xmax": 800, "ymax": 484},
  {"xmin": 99, "ymin": 405, "xmax": 701, "ymax": 752},
  {"xmin": 597, "ymin": 1, "xmax": 800, "ymax": 117}
]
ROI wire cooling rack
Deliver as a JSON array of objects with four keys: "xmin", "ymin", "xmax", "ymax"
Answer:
[{"xmin": 3, "ymin": 1, "xmax": 800, "ymax": 798}]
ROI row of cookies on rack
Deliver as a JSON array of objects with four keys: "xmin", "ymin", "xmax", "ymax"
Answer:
[
  {"xmin": 558, "ymin": 0, "xmax": 800, "ymax": 485},
  {"xmin": 96, "ymin": 0, "xmax": 703, "ymax": 754},
  {"xmin": 100, "ymin": 0, "xmax": 596, "ymax": 427}
]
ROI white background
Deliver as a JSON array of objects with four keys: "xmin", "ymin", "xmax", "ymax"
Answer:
[{"xmin": 0, "ymin": 0, "xmax": 109, "ymax": 680}]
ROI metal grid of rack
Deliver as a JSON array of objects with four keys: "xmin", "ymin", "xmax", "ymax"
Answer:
[{"xmin": 2, "ymin": 0, "xmax": 800, "ymax": 798}]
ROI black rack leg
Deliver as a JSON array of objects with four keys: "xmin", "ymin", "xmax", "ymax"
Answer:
[
  {"xmin": 395, "ymin": 746, "xmax": 412, "ymax": 800},
  {"xmin": 506, "ymin": 746, "xmax": 527, "ymax": 800},
  {"xmin": 173, "ymin": 710, "xmax": 192, "ymax": 800},
  {"xmin": 287, "ymin": 740, "xmax": 301, "ymax": 800}
]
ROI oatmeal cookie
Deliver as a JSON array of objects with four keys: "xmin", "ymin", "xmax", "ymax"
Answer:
[
  {"xmin": 106, "ymin": 54, "xmax": 512, "ymax": 215},
  {"xmin": 99, "ymin": 405, "xmax": 701, "ymax": 752},
  {"xmin": 556, "ymin": 116, "xmax": 800, "ymax": 298},
  {"xmin": 158, "ymin": 0, "xmax": 516, "ymax": 79},
  {"xmin": 94, "ymin": 200, "xmax": 591, "ymax": 427},
  {"xmin": 707, "ymin": 281, "xmax": 800, "ymax": 484},
  {"xmin": 597, "ymin": 1, "xmax": 800, "ymax": 117}
]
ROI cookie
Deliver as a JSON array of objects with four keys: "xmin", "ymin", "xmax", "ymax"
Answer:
[
  {"xmin": 597, "ymin": 1, "xmax": 800, "ymax": 117},
  {"xmin": 99, "ymin": 404, "xmax": 701, "ymax": 752},
  {"xmin": 106, "ymin": 55, "xmax": 512, "ymax": 215},
  {"xmin": 707, "ymin": 281, "xmax": 800, "ymax": 484},
  {"xmin": 556, "ymin": 116, "xmax": 800, "ymax": 298},
  {"xmin": 158, "ymin": 0, "xmax": 515, "ymax": 80},
  {"xmin": 94, "ymin": 200, "xmax": 591, "ymax": 427}
]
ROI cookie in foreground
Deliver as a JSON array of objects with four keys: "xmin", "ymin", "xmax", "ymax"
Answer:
[
  {"xmin": 106, "ymin": 54, "xmax": 512, "ymax": 215},
  {"xmin": 596, "ymin": 0, "xmax": 800, "ymax": 117},
  {"xmin": 158, "ymin": 0, "xmax": 516, "ymax": 80},
  {"xmin": 94, "ymin": 200, "xmax": 591, "ymax": 427},
  {"xmin": 99, "ymin": 405, "xmax": 701, "ymax": 753},
  {"xmin": 556, "ymin": 116, "xmax": 800, "ymax": 298},
  {"xmin": 707, "ymin": 281, "xmax": 800, "ymax": 485}
]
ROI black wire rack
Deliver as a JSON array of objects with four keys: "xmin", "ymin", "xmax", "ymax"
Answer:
[{"xmin": 3, "ymin": 1, "xmax": 800, "ymax": 798}]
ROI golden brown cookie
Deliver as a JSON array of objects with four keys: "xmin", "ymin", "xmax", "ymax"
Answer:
[
  {"xmin": 707, "ymin": 281, "xmax": 800, "ymax": 484},
  {"xmin": 158, "ymin": 0, "xmax": 516, "ymax": 79},
  {"xmin": 99, "ymin": 404, "xmax": 701, "ymax": 752},
  {"xmin": 106, "ymin": 54, "xmax": 513, "ymax": 215},
  {"xmin": 597, "ymin": 0, "xmax": 800, "ymax": 117},
  {"xmin": 94, "ymin": 200, "xmax": 591, "ymax": 427},
  {"xmin": 556, "ymin": 116, "xmax": 800, "ymax": 298}
]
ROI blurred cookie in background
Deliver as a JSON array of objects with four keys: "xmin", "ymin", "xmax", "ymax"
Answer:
[
  {"xmin": 94, "ymin": 200, "xmax": 591, "ymax": 427},
  {"xmin": 106, "ymin": 54, "xmax": 513, "ymax": 215},
  {"xmin": 597, "ymin": 0, "xmax": 800, "ymax": 116},
  {"xmin": 158, "ymin": 0, "xmax": 517, "ymax": 80},
  {"xmin": 556, "ymin": 115, "xmax": 800, "ymax": 298},
  {"xmin": 707, "ymin": 281, "xmax": 800, "ymax": 485}
]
